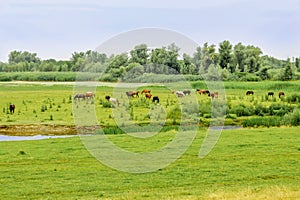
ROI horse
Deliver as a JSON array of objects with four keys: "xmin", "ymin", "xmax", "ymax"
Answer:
[
  {"xmin": 279, "ymin": 92, "xmax": 285, "ymax": 98},
  {"xmin": 268, "ymin": 92, "xmax": 274, "ymax": 97},
  {"xmin": 9, "ymin": 104, "xmax": 15, "ymax": 114},
  {"xmin": 246, "ymin": 90, "xmax": 254, "ymax": 95},
  {"xmin": 126, "ymin": 91, "xmax": 139, "ymax": 98},
  {"xmin": 105, "ymin": 96, "xmax": 119, "ymax": 106},
  {"xmin": 74, "ymin": 94, "xmax": 86, "ymax": 101},
  {"xmin": 172, "ymin": 91, "xmax": 185, "ymax": 97},
  {"xmin": 208, "ymin": 92, "xmax": 219, "ymax": 99},
  {"xmin": 145, "ymin": 93, "xmax": 152, "ymax": 99},
  {"xmin": 196, "ymin": 89, "xmax": 210, "ymax": 95},
  {"xmin": 152, "ymin": 96, "xmax": 159, "ymax": 103},
  {"xmin": 183, "ymin": 90, "xmax": 191, "ymax": 95},
  {"xmin": 85, "ymin": 91, "xmax": 95, "ymax": 99},
  {"xmin": 141, "ymin": 89, "xmax": 151, "ymax": 94}
]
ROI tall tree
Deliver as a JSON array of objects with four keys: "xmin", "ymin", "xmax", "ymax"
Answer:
[
  {"xmin": 200, "ymin": 43, "xmax": 218, "ymax": 73},
  {"xmin": 129, "ymin": 44, "xmax": 148, "ymax": 65},
  {"xmin": 233, "ymin": 43, "xmax": 246, "ymax": 72},
  {"xmin": 282, "ymin": 58, "xmax": 294, "ymax": 80},
  {"xmin": 219, "ymin": 40, "xmax": 234, "ymax": 72}
]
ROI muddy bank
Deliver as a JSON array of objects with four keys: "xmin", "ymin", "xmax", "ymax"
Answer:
[{"xmin": 0, "ymin": 125, "xmax": 81, "ymax": 136}]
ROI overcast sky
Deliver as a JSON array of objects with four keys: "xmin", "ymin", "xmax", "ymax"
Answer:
[{"xmin": 0, "ymin": 0, "xmax": 300, "ymax": 62}]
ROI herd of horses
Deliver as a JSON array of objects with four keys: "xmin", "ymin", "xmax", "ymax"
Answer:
[
  {"xmin": 73, "ymin": 89, "xmax": 286, "ymax": 107},
  {"xmin": 246, "ymin": 90, "xmax": 285, "ymax": 98},
  {"xmin": 7, "ymin": 89, "xmax": 286, "ymax": 114}
]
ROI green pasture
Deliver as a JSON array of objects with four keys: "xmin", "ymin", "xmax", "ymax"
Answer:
[
  {"xmin": 0, "ymin": 127, "xmax": 299, "ymax": 199},
  {"xmin": 0, "ymin": 81, "xmax": 300, "ymax": 129}
]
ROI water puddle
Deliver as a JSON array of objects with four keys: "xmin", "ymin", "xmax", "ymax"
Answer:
[
  {"xmin": 0, "ymin": 135, "xmax": 78, "ymax": 142},
  {"xmin": 209, "ymin": 126, "xmax": 243, "ymax": 131}
]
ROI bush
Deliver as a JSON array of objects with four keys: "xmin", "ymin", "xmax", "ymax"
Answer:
[
  {"xmin": 242, "ymin": 116, "xmax": 282, "ymax": 127},
  {"xmin": 284, "ymin": 108, "xmax": 300, "ymax": 126}
]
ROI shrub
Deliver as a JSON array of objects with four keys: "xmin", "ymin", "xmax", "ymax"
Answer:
[{"xmin": 283, "ymin": 108, "xmax": 300, "ymax": 126}]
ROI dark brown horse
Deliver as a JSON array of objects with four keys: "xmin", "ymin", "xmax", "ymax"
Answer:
[
  {"xmin": 183, "ymin": 90, "xmax": 191, "ymax": 95},
  {"xmin": 279, "ymin": 92, "xmax": 285, "ymax": 98},
  {"xmin": 9, "ymin": 104, "xmax": 15, "ymax": 114},
  {"xmin": 268, "ymin": 92, "xmax": 274, "ymax": 97},
  {"xmin": 246, "ymin": 91, "xmax": 254, "ymax": 95},
  {"xmin": 126, "ymin": 91, "xmax": 139, "ymax": 98},
  {"xmin": 141, "ymin": 89, "xmax": 151, "ymax": 94},
  {"xmin": 74, "ymin": 94, "xmax": 86, "ymax": 101},
  {"xmin": 152, "ymin": 96, "xmax": 159, "ymax": 103}
]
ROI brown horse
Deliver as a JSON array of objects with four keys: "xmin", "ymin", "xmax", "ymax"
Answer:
[
  {"xmin": 196, "ymin": 89, "xmax": 210, "ymax": 95},
  {"xmin": 126, "ymin": 91, "xmax": 139, "ymax": 98},
  {"xmin": 279, "ymin": 92, "xmax": 285, "ymax": 98},
  {"xmin": 145, "ymin": 93, "xmax": 152, "ymax": 99},
  {"xmin": 9, "ymin": 104, "xmax": 15, "ymax": 114},
  {"xmin": 183, "ymin": 90, "xmax": 191, "ymax": 95},
  {"xmin": 209, "ymin": 92, "xmax": 219, "ymax": 99},
  {"xmin": 246, "ymin": 91, "xmax": 254, "ymax": 95},
  {"xmin": 141, "ymin": 89, "xmax": 151, "ymax": 94},
  {"xmin": 85, "ymin": 91, "xmax": 95, "ymax": 99}
]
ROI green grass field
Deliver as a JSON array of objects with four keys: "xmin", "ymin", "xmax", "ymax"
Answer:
[
  {"xmin": 0, "ymin": 127, "xmax": 299, "ymax": 199},
  {"xmin": 0, "ymin": 81, "xmax": 299, "ymax": 130},
  {"xmin": 0, "ymin": 81, "xmax": 299, "ymax": 199}
]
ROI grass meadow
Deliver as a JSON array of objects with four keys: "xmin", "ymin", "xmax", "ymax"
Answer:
[
  {"xmin": 0, "ymin": 81, "xmax": 299, "ymax": 199},
  {"xmin": 0, "ymin": 127, "xmax": 299, "ymax": 199}
]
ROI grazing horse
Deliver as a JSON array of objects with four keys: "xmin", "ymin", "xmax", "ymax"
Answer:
[
  {"xmin": 126, "ymin": 91, "xmax": 139, "ymax": 98},
  {"xmin": 74, "ymin": 94, "xmax": 86, "ymax": 101},
  {"xmin": 9, "ymin": 104, "xmax": 15, "ymax": 114},
  {"xmin": 141, "ymin": 89, "xmax": 151, "ymax": 94},
  {"xmin": 246, "ymin": 90, "xmax": 254, "ymax": 95},
  {"xmin": 152, "ymin": 96, "xmax": 159, "ymax": 103},
  {"xmin": 145, "ymin": 93, "xmax": 152, "ymax": 99},
  {"xmin": 196, "ymin": 89, "xmax": 210, "ymax": 95},
  {"xmin": 268, "ymin": 92, "xmax": 274, "ymax": 97},
  {"xmin": 208, "ymin": 92, "xmax": 219, "ymax": 99},
  {"xmin": 172, "ymin": 91, "xmax": 185, "ymax": 97},
  {"xmin": 105, "ymin": 96, "xmax": 119, "ymax": 106},
  {"xmin": 279, "ymin": 92, "xmax": 285, "ymax": 98},
  {"xmin": 183, "ymin": 90, "xmax": 191, "ymax": 95},
  {"xmin": 85, "ymin": 91, "xmax": 95, "ymax": 99}
]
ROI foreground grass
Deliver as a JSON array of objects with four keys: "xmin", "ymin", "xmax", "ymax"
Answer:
[{"xmin": 0, "ymin": 127, "xmax": 299, "ymax": 199}]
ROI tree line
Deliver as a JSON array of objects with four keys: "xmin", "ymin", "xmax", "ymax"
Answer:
[{"xmin": 0, "ymin": 41, "xmax": 299, "ymax": 81}]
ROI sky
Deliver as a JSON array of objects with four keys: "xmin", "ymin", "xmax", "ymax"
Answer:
[{"xmin": 0, "ymin": 0, "xmax": 300, "ymax": 62}]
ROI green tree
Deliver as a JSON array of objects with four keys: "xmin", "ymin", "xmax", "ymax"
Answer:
[
  {"xmin": 71, "ymin": 52, "xmax": 85, "ymax": 71},
  {"xmin": 258, "ymin": 67, "xmax": 270, "ymax": 80},
  {"xmin": 233, "ymin": 43, "xmax": 246, "ymax": 72},
  {"xmin": 295, "ymin": 57, "xmax": 300, "ymax": 71},
  {"xmin": 180, "ymin": 54, "xmax": 196, "ymax": 74},
  {"xmin": 129, "ymin": 44, "xmax": 148, "ymax": 65},
  {"xmin": 192, "ymin": 46, "xmax": 202, "ymax": 73},
  {"xmin": 282, "ymin": 58, "xmax": 294, "ymax": 80},
  {"xmin": 219, "ymin": 40, "xmax": 234, "ymax": 72},
  {"xmin": 244, "ymin": 45, "xmax": 262, "ymax": 73}
]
